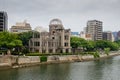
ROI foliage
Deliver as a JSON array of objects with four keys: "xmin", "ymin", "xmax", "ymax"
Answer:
[
  {"xmin": 26, "ymin": 53, "xmax": 74, "ymax": 56},
  {"xmin": 18, "ymin": 31, "xmax": 33, "ymax": 46},
  {"xmin": 70, "ymin": 37, "xmax": 120, "ymax": 53},
  {"xmin": 26, "ymin": 53, "xmax": 42, "ymax": 56},
  {"xmin": 95, "ymin": 40, "xmax": 119, "ymax": 51},
  {"xmin": 70, "ymin": 37, "xmax": 81, "ymax": 48},
  {"xmin": 22, "ymin": 47, "xmax": 29, "ymax": 54},
  {"xmin": 70, "ymin": 37, "xmax": 88, "ymax": 49},
  {"xmin": 109, "ymin": 42, "xmax": 119, "ymax": 51},
  {"xmin": 83, "ymin": 51, "xmax": 100, "ymax": 58},
  {"xmin": 40, "ymin": 56, "xmax": 47, "ymax": 62},
  {"xmin": 115, "ymin": 40, "xmax": 120, "ymax": 47},
  {"xmin": 104, "ymin": 48, "xmax": 110, "ymax": 55},
  {"xmin": 93, "ymin": 51, "xmax": 100, "ymax": 58},
  {"xmin": 0, "ymin": 32, "xmax": 23, "ymax": 54},
  {"xmin": 86, "ymin": 40, "xmax": 96, "ymax": 51}
]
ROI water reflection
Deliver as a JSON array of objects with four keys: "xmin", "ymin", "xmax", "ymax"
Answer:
[
  {"xmin": 32, "ymin": 63, "xmax": 71, "ymax": 80},
  {"xmin": 1, "ymin": 56, "xmax": 120, "ymax": 80}
]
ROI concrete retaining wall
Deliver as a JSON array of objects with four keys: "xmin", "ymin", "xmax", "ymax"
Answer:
[
  {"xmin": 18, "ymin": 56, "xmax": 40, "ymax": 64},
  {"xmin": 0, "ymin": 52, "xmax": 120, "ymax": 68},
  {"xmin": 0, "ymin": 56, "xmax": 13, "ymax": 66},
  {"xmin": 58, "ymin": 56, "xmax": 69, "ymax": 62},
  {"xmin": 0, "ymin": 56, "xmax": 40, "ymax": 66},
  {"xmin": 47, "ymin": 56, "xmax": 59, "ymax": 62}
]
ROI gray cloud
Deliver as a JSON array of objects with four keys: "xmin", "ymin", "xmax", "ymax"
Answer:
[{"xmin": 0, "ymin": 0, "xmax": 120, "ymax": 32}]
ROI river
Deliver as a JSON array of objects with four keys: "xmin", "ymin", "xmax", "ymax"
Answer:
[{"xmin": 0, "ymin": 56, "xmax": 120, "ymax": 80}]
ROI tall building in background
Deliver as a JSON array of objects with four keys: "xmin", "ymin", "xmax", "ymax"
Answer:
[
  {"xmin": 112, "ymin": 32, "xmax": 118, "ymax": 41},
  {"xmin": 10, "ymin": 20, "xmax": 32, "ymax": 33},
  {"xmin": 0, "ymin": 11, "xmax": 8, "ymax": 31},
  {"xmin": 80, "ymin": 31, "xmax": 92, "ymax": 40},
  {"xmin": 117, "ymin": 31, "xmax": 120, "ymax": 40},
  {"xmin": 86, "ymin": 20, "xmax": 103, "ymax": 41},
  {"xmin": 103, "ymin": 31, "xmax": 113, "ymax": 41}
]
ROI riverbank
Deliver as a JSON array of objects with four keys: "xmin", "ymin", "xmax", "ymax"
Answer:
[{"xmin": 0, "ymin": 51, "xmax": 120, "ymax": 70}]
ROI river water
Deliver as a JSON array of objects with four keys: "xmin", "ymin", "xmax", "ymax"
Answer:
[{"xmin": 0, "ymin": 56, "xmax": 120, "ymax": 80}]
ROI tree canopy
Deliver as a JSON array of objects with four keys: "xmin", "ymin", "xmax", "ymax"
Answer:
[
  {"xmin": 0, "ymin": 32, "xmax": 23, "ymax": 49},
  {"xmin": 95, "ymin": 40, "xmax": 119, "ymax": 51},
  {"xmin": 70, "ymin": 37, "xmax": 119, "ymax": 51},
  {"xmin": 70, "ymin": 37, "xmax": 87, "ymax": 49},
  {"xmin": 18, "ymin": 31, "xmax": 33, "ymax": 46},
  {"xmin": 0, "ymin": 32, "xmax": 23, "ymax": 54}
]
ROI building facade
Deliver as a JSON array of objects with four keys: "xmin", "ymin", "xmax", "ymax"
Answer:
[
  {"xmin": 80, "ymin": 31, "xmax": 92, "ymax": 40},
  {"xmin": 117, "ymin": 31, "xmax": 120, "ymax": 40},
  {"xmin": 86, "ymin": 20, "xmax": 103, "ymax": 41},
  {"xmin": 103, "ymin": 31, "xmax": 113, "ymax": 41},
  {"xmin": 10, "ymin": 20, "xmax": 32, "ymax": 33},
  {"xmin": 112, "ymin": 32, "xmax": 118, "ymax": 41},
  {"xmin": 0, "ymin": 11, "xmax": 8, "ymax": 31},
  {"xmin": 29, "ymin": 19, "xmax": 71, "ymax": 53}
]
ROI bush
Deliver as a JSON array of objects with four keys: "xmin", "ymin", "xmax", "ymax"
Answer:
[
  {"xmin": 94, "ymin": 51, "xmax": 100, "ymax": 58},
  {"xmin": 26, "ymin": 53, "xmax": 74, "ymax": 56},
  {"xmin": 40, "ymin": 56, "xmax": 47, "ymax": 62},
  {"xmin": 104, "ymin": 48, "xmax": 110, "ymax": 55},
  {"xmin": 22, "ymin": 48, "xmax": 29, "ymax": 54},
  {"xmin": 26, "ymin": 53, "xmax": 47, "ymax": 56}
]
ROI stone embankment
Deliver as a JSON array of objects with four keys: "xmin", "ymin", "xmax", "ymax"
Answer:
[{"xmin": 0, "ymin": 52, "xmax": 120, "ymax": 69}]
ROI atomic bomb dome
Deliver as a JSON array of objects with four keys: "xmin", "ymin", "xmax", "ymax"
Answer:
[
  {"xmin": 49, "ymin": 18, "xmax": 62, "ymax": 25},
  {"xmin": 29, "ymin": 18, "xmax": 71, "ymax": 54}
]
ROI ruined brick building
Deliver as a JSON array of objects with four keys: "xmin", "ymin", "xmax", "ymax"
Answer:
[{"xmin": 29, "ymin": 18, "xmax": 71, "ymax": 53}]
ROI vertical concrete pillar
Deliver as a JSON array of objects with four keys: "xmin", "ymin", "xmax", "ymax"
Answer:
[
  {"xmin": 61, "ymin": 30, "xmax": 64, "ymax": 47},
  {"xmin": 62, "ymin": 49, "xmax": 65, "ymax": 53},
  {"xmin": 32, "ymin": 48, "xmax": 35, "ymax": 52},
  {"xmin": 68, "ymin": 48, "xmax": 71, "ymax": 53},
  {"xmin": 39, "ymin": 48, "xmax": 42, "ymax": 53},
  {"xmin": 68, "ymin": 35, "xmax": 70, "ymax": 47},
  {"xmin": 53, "ymin": 49, "xmax": 56, "ymax": 53},
  {"xmin": 32, "ymin": 32, "xmax": 35, "ymax": 53},
  {"xmin": 46, "ymin": 40, "xmax": 49, "ymax": 53},
  {"xmin": 46, "ymin": 50, "xmax": 49, "ymax": 53}
]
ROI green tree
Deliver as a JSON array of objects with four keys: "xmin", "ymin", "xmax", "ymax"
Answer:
[
  {"xmin": 95, "ymin": 40, "xmax": 106, "ymax": 50},
  {"xmin": 109, "ymin": 42, "xmax": 119, "ymax": 51},
  {"xmin": 86, "ymin": 40, "xmax": 96, "ymax": 51},
  {"xmin": 0, "ymin": 31, "xmax": 23, "ymax": 54},
  {"xmin": 18, "ymin": 31, "xmax": 33, "ymax": 46},
  {"xmin": 70, "ymin": 37, "xmax": 87, "ymax": 49},
  {"xmin": 114, "ymin": 40, "xmax": 120, "ymax": 50},
  {"xmin": 70, "ymin": 37, "xmax": 89, "ymax": 54},
  {"xmin": 70, "ymin": 37, "xmax": 81, "ymax": 48},
  {"xmin": 95, "ymin": 40, "xmax": 119, "ymax": 51}
]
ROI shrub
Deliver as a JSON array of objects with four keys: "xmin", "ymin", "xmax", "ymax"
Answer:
[
  {"xmin": 93, "ymin": 51, "xmax": 100, "ymax": 58},
  {"xmin": 40, "ymin": 56, "xmax": 47, "ymax": 62},
  {"xmin": 26, "ymin": 53, "xmax": 74, "ymax": 56},
  {"xmin": 22, "ymin": 48, "xmax": 29, "ymax": 54},
  {"xmin": 104, "ymin": 48, "xmax": 110, "ymax": 55}
]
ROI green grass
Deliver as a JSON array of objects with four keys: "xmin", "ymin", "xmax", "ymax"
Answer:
[
  {"xmin": 25, "ymin": 53, "xmax": 73, "ymax": 56},
  {"xmin": 25, "ymin": 51, "xmax": 100, "ymax": 57}
]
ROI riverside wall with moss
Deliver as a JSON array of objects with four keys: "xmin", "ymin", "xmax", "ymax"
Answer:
[{"xmin": 0, "ymin": 52, "xmax": 120, "ymax": 69}]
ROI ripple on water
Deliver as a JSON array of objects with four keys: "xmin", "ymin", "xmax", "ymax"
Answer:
[{"xmin": 0, "ymin": 56, "xmax": 120, "ymax": 80}]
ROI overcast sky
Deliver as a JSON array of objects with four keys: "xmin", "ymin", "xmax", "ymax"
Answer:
[{"xmin": 0, "ymin": 0, "xmax": 120, "ymax": 32}]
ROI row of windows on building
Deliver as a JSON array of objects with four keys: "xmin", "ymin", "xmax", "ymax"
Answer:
[
  {"xmin": 32, "ymin": 42, "xmax": 69, "ymax": 47},
  {"xmin": 33, "ymin": 34, "xmax": 69, "ymax": 40}
]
